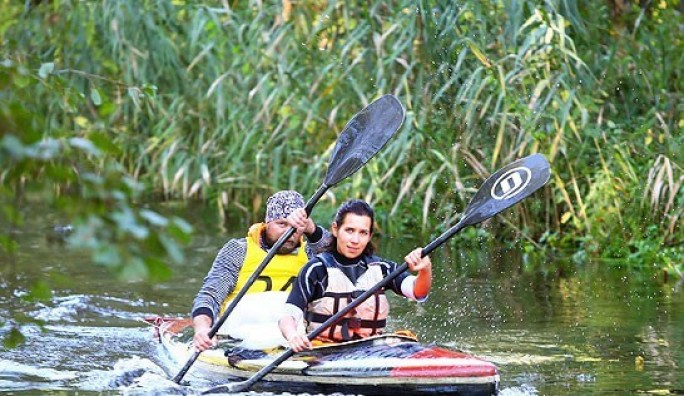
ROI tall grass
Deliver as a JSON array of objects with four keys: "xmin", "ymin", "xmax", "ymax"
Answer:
[{"xmin": 2, "ymin": 0, "xmax": 682, "ymax": 275}]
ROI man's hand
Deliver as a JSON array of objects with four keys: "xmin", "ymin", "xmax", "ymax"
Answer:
[
  {"xmin": 192, "ymin": 315, "xmax": 216, "ymax": 352},
  {"xmin": 287, "ymin": 208, "xmax": 316, "ymax": 235}
]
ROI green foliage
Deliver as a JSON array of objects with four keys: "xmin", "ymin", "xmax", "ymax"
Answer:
[
  {"xmin": 1, "ymin": 0, "xmax": 682, "ymax": 283},
  {"xmin": 1, "ymin": 48, "xmax": 192, "ymax": 346},
  {"xmin": 1, "ymin": 60, "xmax": 192, "ymax": 281},
  {"xmin": 2, "ymin": 326, "xmax": 25, "ymax": 349}
]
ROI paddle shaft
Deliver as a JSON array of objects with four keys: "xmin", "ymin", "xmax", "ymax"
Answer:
[
  {"xmin": 172, "ymin": 184, "xmax": 328, "ymax": 384},
  {"xmin": 211, "ymin": 220, "xmax": 468, "ymax": 393}
]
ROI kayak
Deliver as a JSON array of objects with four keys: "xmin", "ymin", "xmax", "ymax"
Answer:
[{"xmin": 149, "ymin": 316, "xmax": 500, "ymax": 395}]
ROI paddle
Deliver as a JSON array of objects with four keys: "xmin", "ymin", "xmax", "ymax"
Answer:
[
  {"xmin": 172, "ymin": 94, "xmax": 405, "ymax": 384},
  {"xmin": 202, "ymin": 153, "xmax": 551, "ymax": 394}
]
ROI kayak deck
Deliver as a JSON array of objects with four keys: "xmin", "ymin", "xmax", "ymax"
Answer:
[{"xmin": 151, "ymin": 317, "xmax": 499, "ymax": 395}]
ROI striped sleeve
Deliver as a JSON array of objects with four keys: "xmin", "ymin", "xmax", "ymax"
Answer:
[{"xmin": 191, "ymin": 238, "xmax": 247, "ymax": 323}]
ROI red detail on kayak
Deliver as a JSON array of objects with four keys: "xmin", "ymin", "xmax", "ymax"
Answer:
[{"xmin": 390, "ymin": 347, "xmax": 498, "ymax": 378}]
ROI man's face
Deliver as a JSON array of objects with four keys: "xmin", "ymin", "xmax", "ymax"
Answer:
[{"xmin": 263, "ymin": 219, "xmax": 303, "ymax": 254}]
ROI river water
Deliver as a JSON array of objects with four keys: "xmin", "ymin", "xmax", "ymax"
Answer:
[{"xmin": 1, "ymin": 204, "xmax": 682, "ymax": 395}]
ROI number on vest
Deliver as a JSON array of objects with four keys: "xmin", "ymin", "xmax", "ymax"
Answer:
[
  {"xmin": 280, "ymin": 276, "xmax": 295, "ymax": 291},
  {"xmin": 256, "ymin": 275, "xmax": 273, "ymax": 291}
]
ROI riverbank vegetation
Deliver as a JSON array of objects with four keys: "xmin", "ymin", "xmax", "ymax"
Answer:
[{"xmin": 2, "ymin": 0, "xmax": 682, "ymax": 285}]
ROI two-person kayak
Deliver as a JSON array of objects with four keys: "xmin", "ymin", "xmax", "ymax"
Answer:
[{"xmin": 148, "ymin": 315, "xmax": 499, "ymax": 395}]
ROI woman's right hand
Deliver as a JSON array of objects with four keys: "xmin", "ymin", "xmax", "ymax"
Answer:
[
  {"xmin": 287, "ymin": 333, "xmax": 313, "ymax": 352},
  {"xmin": 280, "ymin": 315, "xmax": 312, "ymax": 352}
]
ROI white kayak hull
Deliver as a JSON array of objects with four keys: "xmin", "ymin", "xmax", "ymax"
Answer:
[{"xmin": 150, "ymin": 317, "xmax": 499, "ymax": 395}]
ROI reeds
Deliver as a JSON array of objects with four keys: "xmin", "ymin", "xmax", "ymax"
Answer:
[
  {"xmin": 2, "ymin": 0, "xmax": 683, "ymax": 273},
  {"xmin": 644, "ymin": 155, "xmax": 683, "ymax": 244}
]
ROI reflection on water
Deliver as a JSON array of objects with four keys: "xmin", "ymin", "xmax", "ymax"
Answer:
[{"xmin": 1, "ymin": 205, "xmax": 683, "ymax": 395}]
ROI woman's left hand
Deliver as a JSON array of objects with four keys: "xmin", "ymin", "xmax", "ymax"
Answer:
[{"xmin": 405, "ymin": 248, "xmax": 431, "ymax": 272}]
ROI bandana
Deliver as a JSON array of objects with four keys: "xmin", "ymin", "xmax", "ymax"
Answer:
[{"xmin": 265, "ymin": 190, "xmax": 305, "ymax": 223}]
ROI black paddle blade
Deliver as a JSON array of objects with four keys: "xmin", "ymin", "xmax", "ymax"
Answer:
[
  {"xmin": 324, "ymin": 94, "xmax": 405, "ymax": 186},
  {"xmin": 461, "ymin": 153, "xmax": 551, "ymax": 226}
]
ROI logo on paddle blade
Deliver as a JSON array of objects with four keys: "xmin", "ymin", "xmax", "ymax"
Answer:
[{"xmin": 490, "ymin": 167, "xmax": 532, "ymax": 200}]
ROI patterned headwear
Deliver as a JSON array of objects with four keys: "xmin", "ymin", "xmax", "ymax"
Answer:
[{"xmin": 265, "ymin": 190, "xmax": 305, "ymax": 223}]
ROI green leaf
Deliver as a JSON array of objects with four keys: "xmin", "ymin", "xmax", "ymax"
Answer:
[
  {"xmin": 172, "ymin": 217, "xmax": 193, "ymax": 234},
  {"xmin": 119, "ymin": 257, "xmax": 148, "ymax": 281},
  {"xmin": 1, "ymin": 134, "xmax": 26, "ymax": 158},
  {"xmin": 25, "ymin": 280, "xmax": 52, "ymax": 302},
  {"xmin": 93, "ymin": 244, "xmax": 122, "ymax": 267},
  {"xmin": 167, "ymin": 219, "xmax": 193, "ymax": 244},
  {"xmin": 142, "ymin": 84, "xmax": 158, "ymax": 97},
  {"xmin": 87, "ymin": 131, "xmax": 119, "ymax": 155},
  {"xmin": 13, "ymin": 73, "xmax": 30, "ymax": 88},
  {"xmin": 69, "ymin": 137, "xmax": 102, "ymax": 156},
  {"xmin": 159, "ymin": 234, "xmax": 183, "ymax": 264},
  {"xmin": 111, "ymin": 209, "xmax": 149, "ymax": 239},
  {"xmin": 98, "ymin": 103, "xmax": 117, "ymax": 117},
  {"xmin": 2, "ymin": 204, "xmax": 22, "ymax": 226},
  {"xmin": 0, "ymin": 234, "xmax": 18, "ymax": 254},
  {"xmin": 2, "ymin": 326, "xmax": 26, "ymax": 348},
  {"xmin": 45, "ymin": 163, "xmax": 76, "ymax": 182},
  {"xmin": 38, "ymin": 62, "xmax": 55, "ymax": 79},
  {"xmin": 144, "ymin": 256, "xmax": 172, "ymax": 282},
  {"xmin": 90, "ymin": 88, "xmax": 102, "ymax": 106},
  {"xmin": 140, "ymin": 209, "xmax": 168, "ymax": 227}
]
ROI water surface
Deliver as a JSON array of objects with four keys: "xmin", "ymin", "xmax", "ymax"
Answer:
[{"xmin": 1, "ymin": 204, "xmax": 682, "ymax": 394}]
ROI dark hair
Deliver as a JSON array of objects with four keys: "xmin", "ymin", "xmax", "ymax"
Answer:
[{"xmin": 327, "ymin": 199, "xmax": 376, "ymax": 256}]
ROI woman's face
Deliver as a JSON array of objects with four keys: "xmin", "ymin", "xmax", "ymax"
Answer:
[{"xmin": 332, "ymin": 213, "xmax": 372, "ymax": 259}]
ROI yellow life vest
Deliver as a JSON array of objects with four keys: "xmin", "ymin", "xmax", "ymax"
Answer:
[{"xmin": 219, "ymin": 223, "xmax": 308, "ymax": 315}]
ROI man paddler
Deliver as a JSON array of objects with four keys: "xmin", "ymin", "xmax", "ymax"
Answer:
[{"xmin": 191, "ymin": 190, "xmax": 330, "ymax": 351}]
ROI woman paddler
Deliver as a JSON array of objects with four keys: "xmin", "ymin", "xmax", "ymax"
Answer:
[{"xmin": 279, "ymin": 199, "xmax": 433, "ymax": 352}]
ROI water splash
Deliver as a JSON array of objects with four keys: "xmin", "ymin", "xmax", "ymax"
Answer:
[
  {"xmin": 119, "ymin": 371, "xmax": 191, "ymax": 395},
  {"xmin": 33, "ymin": 294, "xmax": 155, "ymax": 323},
  {"xmin": 0, "ymin": 358, "xmax": 78, "ymax": 381},
  {"xmin": 79, "ymin": 356, "xmax": 187, "ymax": 394},
  {"xmin": 499, "ymin": 383, "xmax": 538, "ymax": 395}
]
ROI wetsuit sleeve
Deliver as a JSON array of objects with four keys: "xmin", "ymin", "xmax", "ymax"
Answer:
[
  {"xmin": 283, "ymin": 259, "xmax": 327, "ymax": 320},
  {"xmin": 386, "ymin": 259, "xmax": 427, "ymax": 302},
  {"xmin": 191, "ymin": 238, "xmax": 247, "ymax": 323},
  {"xmin": 380, "ymin": 259, "xmax": 415, "ymax": 297},
  {"xmin": 399, "ymin": 275, "xmax": 425, "ymax": 302},
  {"xmin": 305, "ymin": 226, "xmax": 333, "ymax": 257}
]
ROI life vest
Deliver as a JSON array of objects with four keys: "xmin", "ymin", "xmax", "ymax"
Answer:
[
  {"xmin": 305, "ymin": 252, "xmax": 389, "ymax": 342},
  {"xmin": 219, "ymin": 223, "xmax": 308, "ymax": 315}
]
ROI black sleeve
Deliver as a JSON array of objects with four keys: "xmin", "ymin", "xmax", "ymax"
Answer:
[
  {"xmin": 382, "ymin": 258, "xmax": 411, "ymax": 296},
  {"xmin": 286, "ymin": 259, "xmax": 327, "ymax": 312}
]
